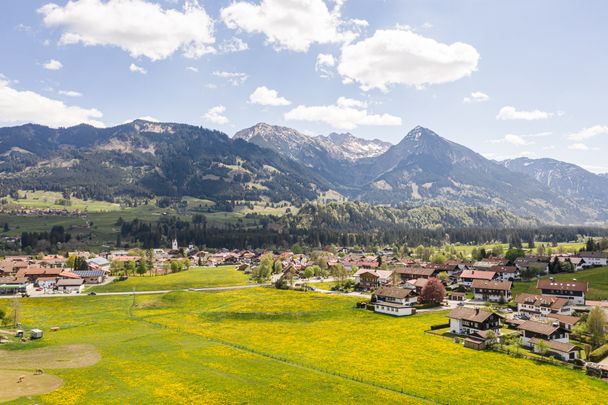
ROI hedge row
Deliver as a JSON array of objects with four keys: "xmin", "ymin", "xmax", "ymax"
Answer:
[{"xmin": 589, "ymin": 343, "xmax": 608, "ymax": 363}]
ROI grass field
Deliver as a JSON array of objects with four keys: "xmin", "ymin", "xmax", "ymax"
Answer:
[
  {"xmin": 2, "ymin": 288, "xmax": 607, "ymax": 404},
  {"xmin": 90, "ymin": 266, "xmax": 250, "ymax": 293},
  {"xmin": 512, "ymin": 266, "xmax": 608, "ymax": 300},
  {"xmin": 3, "ymin": 190, "xmax": 121, "ymax": 212}
]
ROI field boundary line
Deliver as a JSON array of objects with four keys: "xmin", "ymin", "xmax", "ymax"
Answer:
[{"xmin": 130, "ymin": 309, "xmax": 439, "ymax": 404}]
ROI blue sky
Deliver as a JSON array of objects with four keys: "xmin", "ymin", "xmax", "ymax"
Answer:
[{"xmin": 1, "ymin": 0, "xmax": 607, "ymax": 172}]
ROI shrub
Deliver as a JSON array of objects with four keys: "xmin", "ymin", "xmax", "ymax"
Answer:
[
  {"xmin": 589, "ymin": 343, "xmax": 608, "ymax": 363},
  {"xmin": 430, "ymin": 323, "xmax": 450, "ymax": 330}
]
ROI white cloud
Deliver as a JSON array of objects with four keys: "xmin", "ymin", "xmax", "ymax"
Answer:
[
  {"xmin": 568, "ymin": 143, "xmax": 589, "ymax": 151},
  {"xmin": 566, "ymin": 125, "xmax": 608, "ymax": 141},
  {"xmin": 315, "ymin": 53, "xmax": 336, "ymax": 78},
  {"xmin": 221, "ymin": 0, "xmax": 358, "ymax": 52},
  {"xmin": 249, "ymin": 86, "xmax": 291, "ymax": 106},
  {"xmin": 337, "ymin": 28, "xmax": 479, "ymax": 91},
  {"xmin": 204, "ymin": 105, "xmax": 229, "ymax": 124},
  {"xmin": 463, "ymin": 91, "xmax": 489, "ymax": 103},
  {"xmin": 43, "ymin": 59, "xmax": 63, "ymax": 70},
  {"xmin": 219, "ymin": 37, "xmax": 248, "ymax": 53},
  {"xmin": 0, "ymin": 78, "xmax": 103, "ymax": 127},
  {"xmin": 185, "ymin": 66, "xmax": 198, "ymax": 72},
  {"xmin": 496, "ymin": 106, "xmax": 552, "ymax": 121},
  {"xmin": 284, "ymin": 97, "xmax": 401, "ymax": 130},
  {"xmin": 38, "ymin": 0, "xmax": 215, "ymax": 61},
  {"xmin": 121, "ymin": 115, "xmax": 159, "ymax": 124},
  {"xmin": 489, "ymin": 131, "xmax": 551, "ymax": 145},
  {"xmin": 212, "ymin": 71, "xmax": 248, "ymax": 86},
  {"xmin": 129, "ymin": 63, "xmax": 147, "ymax": 74},
  {"xmin": 58, "ymin": 90, "xmax": 82, "ymax": 97}
]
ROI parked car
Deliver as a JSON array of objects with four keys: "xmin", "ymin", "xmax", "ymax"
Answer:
[{"xmin": 88, "ymin": 292, "xmax": 97, "ymax": 296}]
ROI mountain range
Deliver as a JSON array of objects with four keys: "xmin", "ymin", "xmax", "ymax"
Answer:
[{"xmin": 0, "ymin": 120, "xmax": 607, "ymax": 225}]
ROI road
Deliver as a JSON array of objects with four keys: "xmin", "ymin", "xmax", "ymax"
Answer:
[{"xmin": 0, "ymin": 283, "xmax": 264, "ymax": 299}]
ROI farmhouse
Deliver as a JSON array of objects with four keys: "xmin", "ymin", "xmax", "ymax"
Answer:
[
  {"xmin": 458, "ymin": 269, "xmax": 497, "ymax": 287},
  {"xmin": 518, "ymin": 320, "xmax": 569, "ymax": 348},
  {"xmin": 16, "ymin": 267, "xmax": 64, "ymax": 282},
  {"xmin": 536, "ymin": 278, "xmax": 588, "ymax": 305},
  {"xmin": 515, "ymin": 293, "xmax": 573, "ymax": 316},
  {"xmin": 448, "ymin": 307, "xmax": 502, "ymax": 336},
  {"xmin": 372, "ymin": 286, "xmax": 417, "ymax": 316},
  {"xmin": 471, "ymin": 280, "xmax": 512, "ymax": 302},
  {"xmin": 578, "ymin": 251, "xmax": 608, "ymax": 267}
]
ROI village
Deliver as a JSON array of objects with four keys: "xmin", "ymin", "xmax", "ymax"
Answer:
[{"xmin": 0, "ymin": 238, "xmax": 607, "ymax": 383}]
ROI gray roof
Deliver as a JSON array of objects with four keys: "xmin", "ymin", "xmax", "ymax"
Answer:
[{"xmin": 74, "ymin": 270, "xmax": 105, "ymax": 277}]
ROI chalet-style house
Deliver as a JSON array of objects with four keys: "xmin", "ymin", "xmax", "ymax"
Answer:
[
  {"xmin": 372, "ymin": 286, "xmax": 417, "ymax": 316},
  {"xmin": 518, "ymin": 320, "xmax": 579, "ymax": 360},
  {"xmin": 489, "ymin": 265, "xmax": 520, "ymax": 281},
  {"xmin": 394, "ymin": 267, "xmax": 438, "ymax": 282},
  {"xmin": 578, "ymin": 251, "xmax": 608, "ymax": 267},
  {"xmin": 458, "ymin": 269, "xmax": 497, "ymax": 287},
  {"xmin": 448, "ymin": 307, "xmax": 502, "ymax": 336},
  {"xmin": 471, "ymin": 280, "xmax": 512, "ymax": 302},
  {"xmin": 515, "ymin": 293, "xmax": 573, "ymax": 316},
  {"xmin": 545, "ymin": 313, "xmax": 581, "ymax": 332},
  {"xmin": 536, "ymin": 278, "xmax": 588, "ymax": 305},
  {"xmin": 354, "ymin": 269, "xmax": 393, "ymax": 290},
  {"xmin": 519, "ymin": 320, "xmax": 569, "ymax": 347}
]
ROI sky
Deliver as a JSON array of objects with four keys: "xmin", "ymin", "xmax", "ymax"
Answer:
[{"xmin": 1, "ymin": 0, "xmax": 608, "ymax": 173}]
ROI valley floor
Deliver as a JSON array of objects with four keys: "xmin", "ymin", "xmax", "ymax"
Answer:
[{"xmin": 1, "ymin": 288, "xmax": 607, "ymax": 404}]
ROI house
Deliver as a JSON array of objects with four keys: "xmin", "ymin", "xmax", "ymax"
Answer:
[
  {"xmin": 405, "ymin": 277, "xmax": 429, "ymax": 295},
  {"xmin": 536, "ymin": 278, "xmax": 588, "ymax": 305},
  {"xmin": 354, "ymin": 269, "xmax": 393, "ymax": 290},
  {"xmin": 458, "ymin": 270, "xmax": 497, "ymax": 287},
  {"xmin": 471, "ymin": 280, "xmax": 512, "ymax": 302},
  {"xmin": 529, "ymin": 338, "xmax": 581, "ymax": 361},
  {"xmin": 545, "ymin": 313, "xmax": 581, "ymax": 332},
  {"xmin": 394, "ymin": 267, "xmax": 437, "ymax": 282},
  {"xmin": 73, "ymin": 270, "xmax": 106, "ymax": 284},
  {"xmin": 515, "ymin": 257, "xmax": 549, "ymax": 275},
  {"xmin": 448, "ymin": 307, "xmax": 502, "ymax": 335},
  {"xmin": 86, "ymin": 257, "xmax": 111, "ymax": 273},
  {"xmin": 489, "ymin": 266, "xmax": 520, "ymax": 281},
  {"xmin": 434, "ymin": 262, "xmax": 468, "ymax": 277},
  {"xmin": 0, "ymin": 277, "xmax": 29, "ymax": 295},
  {"xmin": 449, "ymin": 292, "xmax": 466, "ymax": 301},
  {"xmin": 372, "ymin": 286, "xmax": 417, "ymax": 316},
  {"xmin": 515, "ymin": 293, "xmax": 573, "ymax": 316},
  {"xmin": 16, "ymin": 267, "xmax": 64, "ymax": 282},
  {"xmin": 518, "ymin": 320, "xmax": 569, "ymax": 348},
  {"xmin": 558, "ymin": 257, "xmax": 586, "ymax": 272},
  {"xmin": 578, "ymin": 251, "xmax": 608, "ymax": 267},
  {"xmin": 55, "ymin": 278, "xmax": 85, "ymax": 293}
]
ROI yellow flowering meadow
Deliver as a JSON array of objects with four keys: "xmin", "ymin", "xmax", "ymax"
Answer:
[{"xmin": 3, "ymin": 288, "xmax": 607, "ymax": 404}]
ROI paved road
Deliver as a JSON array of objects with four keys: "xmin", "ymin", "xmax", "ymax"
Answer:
[{"xmin": 0, "ymin": 283, "xmax": 264, "ymax": 299}]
